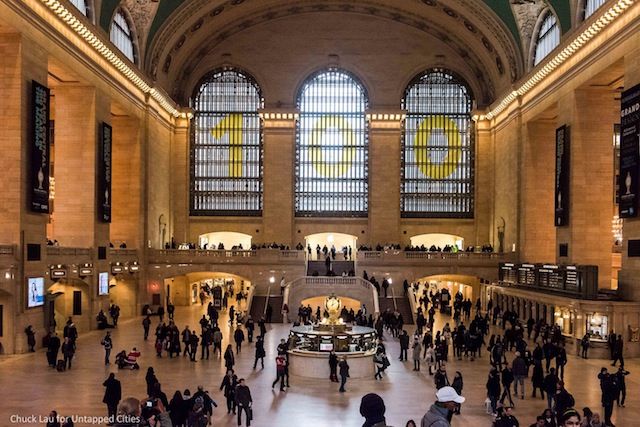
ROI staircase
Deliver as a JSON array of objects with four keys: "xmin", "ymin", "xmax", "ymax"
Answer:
[
  {"xmin": 306, "ymin": 260, "xmax": 354, "ymax": 276},
  {"xmin": 249, "ymin": 296, "xmax": 267, "ymax": 321},
  {"xmin": 376, "ymin": 295, "xmax": 414, "ymax": 324},
  {"xmin": 267, "ymin": 295, "xmax": 283, "ymax": 323}
]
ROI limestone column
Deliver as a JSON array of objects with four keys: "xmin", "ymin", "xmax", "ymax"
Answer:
[
  {"xmin": 520, "ymin": 120, "xmax": 556, "ymax": 262},
  {"xmin": 262, "ymin": 114, "xmax": 295, "ymax": 244},
  {"xmin": 369, "ymin": 115, "xmax": 402, "ymax": 245},
  {"xmin": 555, "ymin": 88, "xmax": 616, "ymax": 289},
  {"xmin": 111, "ymin": 115, "xmax": 143, "ymax": 248},
  {"xmin": 170, "ymin": 116, "xmax": 190, "ymax": 245},
  {"xmin": 0, "ymin": 33, "xmax": 48, "ymax": 353},
  {"xmin": 52, "ymin": 86, "xmax": 110, "ymax": 248}
]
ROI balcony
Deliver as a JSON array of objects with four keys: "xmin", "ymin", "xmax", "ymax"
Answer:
[
  {"xmin": 109, "ymin": 248, "xmax": 139, "ymax": 263},
  {"xmin": 0, "ymin": 244, "xmax": 17, "ymax": 267},
  {"xmin": 356, "ymin": 250, "xmax": 514, "ymax": 267},
  {"xmin": 147, "ymin": 248, "xmax": 305, "ymax": 265}
]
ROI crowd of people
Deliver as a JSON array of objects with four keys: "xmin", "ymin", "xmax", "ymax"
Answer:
[{"xmin": 36, "ymin": 273, "xmax": 631, "ymax": 427}]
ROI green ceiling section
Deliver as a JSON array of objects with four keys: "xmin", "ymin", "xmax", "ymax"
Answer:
[
  {"xmin": 548, "ymin": 0, "xmax": 572, "ymax": 34},
  {"xmin": 147, "ymin": 0, "xmax": 187, "ymax": 51},
  {"xmin": 481, "ymin": 0, "xmax": 521, "ymax": 44},
  {"xmin": 100, "ymin": 0, "xmax": 120, "ymax": 31}
]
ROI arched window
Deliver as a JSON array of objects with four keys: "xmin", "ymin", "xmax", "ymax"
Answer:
[
  {"xmin": 69, "ymin": 0, "xmax": 90, "ymax": 17},
  {"xmin": 533, "ymin": 11, "xmax": 560, "ymax": 66},
  {"xmin": 583, "ymin": 0, "xmax": 606, "ymax": 20},
  {"xmin": 191, "ymin": 68, "xmax": 263, "ymax": 216},
  {"xmin": 401, "ymin": 69, "xmax": 474, "ymax": 218},
  {"xmin": 295, "ymin": 69, "xmax": 369, "ymax": 217},
  {"xmin": 110, "ymin": 9, "xmax": 136, "ymax": 63}
]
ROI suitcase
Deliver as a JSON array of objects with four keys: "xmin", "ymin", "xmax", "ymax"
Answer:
[{"xmin": 56, "ymin": 359, "xmax": 66, "ymax": 372}]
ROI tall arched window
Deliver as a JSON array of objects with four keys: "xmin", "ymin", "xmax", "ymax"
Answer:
[
  {"xmin": 191, "ymin": 68, "xmax": 263, "ymax": 216},
  {"xmin": 533, "ymin": 11, "xmax": 560, "ymax": 66},
  {"xmin": 401, "ymin": 69, "xmax": 474, "ymax": 218},
  {"xmin": 110, "ymin": 9, "xmax": 136, "ymax": 63},
  {"xmin": 583, "ymin": 0, "xmax": 606, "ymax": 20},
  {"xmin": 295, "ymin": 69, "xmax": 369, "ymax": 217},
  {"xmin": 69, "ymin": 0, "xmax": 90, "ymax": 17}
]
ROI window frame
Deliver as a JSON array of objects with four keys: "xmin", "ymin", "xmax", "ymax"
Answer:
[
  {"xmin": 189, "ymin": 67, "xmax": 264, "ymax": 217},
  {"xmin": 531, "ymin": 9, "xmax": 560, "ymax": 68},
  {"xmin": 294, "ymin": 68, "xmax": 370, "ymax": 218},
  {"xmin": 110, "ymin": 8, "xmax": 137, "ymax": 64},
  {"xmin": 400, "ymin": 68, "xmax": 475, "ymax": 219},
  {"xmin": 580, "ymin": 0, "xmax": 607, "ymax": 21}
]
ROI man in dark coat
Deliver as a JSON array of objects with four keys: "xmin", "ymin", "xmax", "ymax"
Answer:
[
  {"xmin": 253, "ymin": 335, "xmax": 265, "ymax": 369},
  {"xmin": 245, "ymin": 316, "xmax": 255, "ymax": 343},
  {"xmin": 338, "ymin": 357, "xmax": 350, "ymax": 392},
  {"xmin": 234, "ymin": 378, "xmax": 252, "ymax": 426},
  {"xmin": 47, "ymin": 332, "xmax": 61, "ymax": 367},
  {"xmin": 234, "ymin": 327, "xmax": 245, "ymax": 354},
  {"xmin": 399, "ymin": 330, "xmax": 410, "ymax": 361},
  {"xmin": 103, "ymin": 373, "xmax": 121, "ymax": 425}
]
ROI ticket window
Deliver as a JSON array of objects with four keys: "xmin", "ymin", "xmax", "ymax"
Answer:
[{"xmin": 587, "ymin": 314, "xmax": 609, "ymax": 339}]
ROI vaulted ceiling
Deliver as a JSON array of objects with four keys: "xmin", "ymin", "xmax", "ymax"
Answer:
[{"xmin": 97, "ymin": 0, "xmax": 575, "ymax": 107}]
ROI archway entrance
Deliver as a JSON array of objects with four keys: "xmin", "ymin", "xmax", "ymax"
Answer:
[
  {"xmin": 47, "ymin": 279, "xmax": 91, "ymax": 334},
  {"xmin": 415, "ymin": 274, "xmax": 480, "ymax": 301},
  {"xmin": 108, "ymin": 277, "xmax": 137, "ymax": 318},
  {"xmin": 305, "ymin": 232, "xmax": 357, "ymax": 261},
  {"xmin": 410, "ymin": 233, "xmax": 464, "ymax": 251},
  {"xmin": 198, "ymin": 231, "xmax": 252, "ymax": 250},
  {"xmin": 166, "ymin": 272, "xmax": 252, "ymax": 309}
]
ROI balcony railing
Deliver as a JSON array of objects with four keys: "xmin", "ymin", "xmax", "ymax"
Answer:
[
  {"xmin": 46, "ymin": 246, "xmax": 91, "ymax": 256},
  {"xmin": 357, "ymin": 250, "xmax": 511, "ymax": 265},
  {"xmin": 147, "ymin": 249, "xmax": 304, "ymax": 264},
  {"xmin": 0, "ymin": 245, "xmax": 16, "ymax": 256}
]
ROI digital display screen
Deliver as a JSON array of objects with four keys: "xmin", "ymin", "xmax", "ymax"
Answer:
[
  {"xmin": 27, "ymin": 277, "xmax": 45, "ymax": 307},
  {"xmin": 98, "ymin": 272, "xmax": 109, "ymax": 295}
]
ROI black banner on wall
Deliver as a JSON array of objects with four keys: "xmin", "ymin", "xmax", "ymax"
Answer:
[
  {"xmin": 98, "ymin": 122, "xmax": 112, "ymax": 222},
  {"xmin": 555, "ymin": 125, "xmax": 570, "ymax": 226},
  {"xmin": 619, "ymin": 83, "xmax": 640, "ymax": 218},
  {"xmin": 30, "ymin": 81, "xmax": 50, "ymax": 213}
]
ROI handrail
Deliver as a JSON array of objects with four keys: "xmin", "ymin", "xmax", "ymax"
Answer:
[
  {"xmin": 390, "ymin": 287, "xmax": 398, "ymax": 312},
  {"xmin": 109, "ymin": 248, "xmax": 138, "ymax": 257},
  {"xmin": 406, "ymin": 286, "xmax": 418, "ymax": 324},
  {"xmin": 245, "ymin": 284, "xmax": 256, "ymax": 317},
  {"xmin": 264, "ymin": 285, "xmax": 271, "ymax": 317}
]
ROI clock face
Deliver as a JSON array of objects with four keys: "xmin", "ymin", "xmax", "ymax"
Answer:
[{"xmin": 326, "ymin": 297, "xmax": 340, "ymax": 311}]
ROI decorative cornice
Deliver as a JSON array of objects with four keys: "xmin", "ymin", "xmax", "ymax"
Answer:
[{"xmin": 475, "ymin": 0, "xmax": 636, "ymax": 122}]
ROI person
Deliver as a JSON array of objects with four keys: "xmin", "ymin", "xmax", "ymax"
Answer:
[
  {"xmin": 329, "ymin": 350, "xmax": 339, "ymax": 382},
  {"xmin": 191, "ymin": 385, "xmax": 218, "ymax": 426},
  {"xmin": 61, "ymin": 337, "xmax": 75, "ymax": 370},
  {"xmin": 529, "ymin": 415, "xmax": 545, "ymax": 427},
  {"xmin": 412, "ymin": 337, "xmax": 422, "ymax": 371},
  {"xmin": 554, "ymin": 381, "xmax": 576, "ymax": 422},
  {"xmin": 399, "ymin": 330, "xmax": 410, "ymax": 361},
  {"xmin": 258, "ymin": 317, "xmax": 267, "ymax": 337},
  {"xmin": 581, "ymin": 334, "xmax": 590, "ymax": 359},
  {"xmin": 611, "ymin": 335, "xmax": 624, "ymax": 368},
  {"xmin": 531, "ymin": 360, "xmax": 545, "ymax": 399},
  {"xmin": 451, "ymin": 372, "xmax": 463, "ymax": 415},
  {"xmin": 556, "ymin": 343, "xmax": 568, "ymax": 380},
  {"xmin": 272, "ymin": 354, "xmax": 287, "ymax": 391},
  {"xmin": 615, "ymin": 366, "xmax": 629, "ymax": 407},
  {"xmin": 145, "ymin": 367, "xmax": 158, "ymax": 396},
  {"xmin": 339, "ymin": 356, "xmax": 350, "ymax": 392},
  {"xmin": 234, "ymin": 378, "xmax": 252, "ymax": 427},
  {"xmin": 47, "ymin": 332, "xmax": 61, "ymax": 368},
  {"xmin": 102, "ymin": 373, "xmax": 121, "ymax": 425},
  {"xmin": 512, "ymin": 351, "xmax": 528, "ymax": 400},
  {"xmin": 234, "ymin": 327, "xmax": 245, "ymax": 354},
  {"xmin": 589, "ymin": 413, "xmax": 604, "ymax": 427},
  {"xmin": 166, "ymin": 302, "xmax": 175, "ymax": 321},
  {"xmin": 500, "ymin": 365, "xmax": 515, "ymax": 407},
  {"xmin": 543, "ymin": 368, "xmax": 559, "ymax": 411},
  {"xmin": 46, "ymin": 410, "xmax": 60, "ymax": 427},
  {"xmin": 157, "ymin": 305, "xmax": 164, "ymax": 322},
  {"xmin": 253, "ymin": 335, "xmax": 265, "ymax": 369},
  {"xmin": 359, "ymin": 393, "xmax": 389, "ymax": 427},
  {"xmin": 406, "ymin": 421, "xmax": 417, "ymax": 427},
  {"xmin": 493, "ymin": 406, "xmax": 519, "ymax": 427},
  {"xmin": 600, "ymin": 368, "xmax": 617, "ymax": 427},
  {"xmin": 25, "ymin": 325, "xmax": 36, "ymax": 352},
  {"xmin": 425, "ymin": 344, "xmax": 435, "ymax": 375},
  {"xmin": 224, "ymin": 344, "xmax": 235, "ymax": 371},
  {"xmin": 486, "ymin": 368, "xmax": 501, "ymax": 415},
  {"xmin": 220, "ymin": 369, "xmax": 238, "ymax": 415},
  {"xmin": 246, "ymin": 316, "xmax": 255, "ymax": 343},
  {"xmin": 420, "ymin": 386, "xmax": 465, "ymax": 427},
  {"xmin": 142, "ymin": 316, "xmax": 151, "ymax": 341},
  {"xmin": 265, "ymin": 303, "xmax": 273, "ymax": 323},
  {"xmin": 558, "ymin": 408, "xmax": 582, "ymax": 427},
  {"xmin": 101, "ymin": 331, "xmax": 113, "ymax": 365},
  {"xmin": 435, "ymin": 365, "xmax": 449, "ymax": 390},
  {"xmin": 168, "ymin": 390, "xmax": 189, "ymax": 427}
]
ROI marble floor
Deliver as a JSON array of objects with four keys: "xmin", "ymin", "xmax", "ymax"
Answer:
[{"xmin": 0, "ymin": 303, "xmax": 637, "ymax": 427}]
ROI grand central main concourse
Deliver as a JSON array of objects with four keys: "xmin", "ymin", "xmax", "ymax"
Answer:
[{"xmin": 1, "ymin": 0, "xmax": 640, "ymax": 426}]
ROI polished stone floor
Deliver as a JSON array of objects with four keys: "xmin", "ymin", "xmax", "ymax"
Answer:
[{"xmin": 0, "ymin": 303, "xmax": 637, "ymax": 427}]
